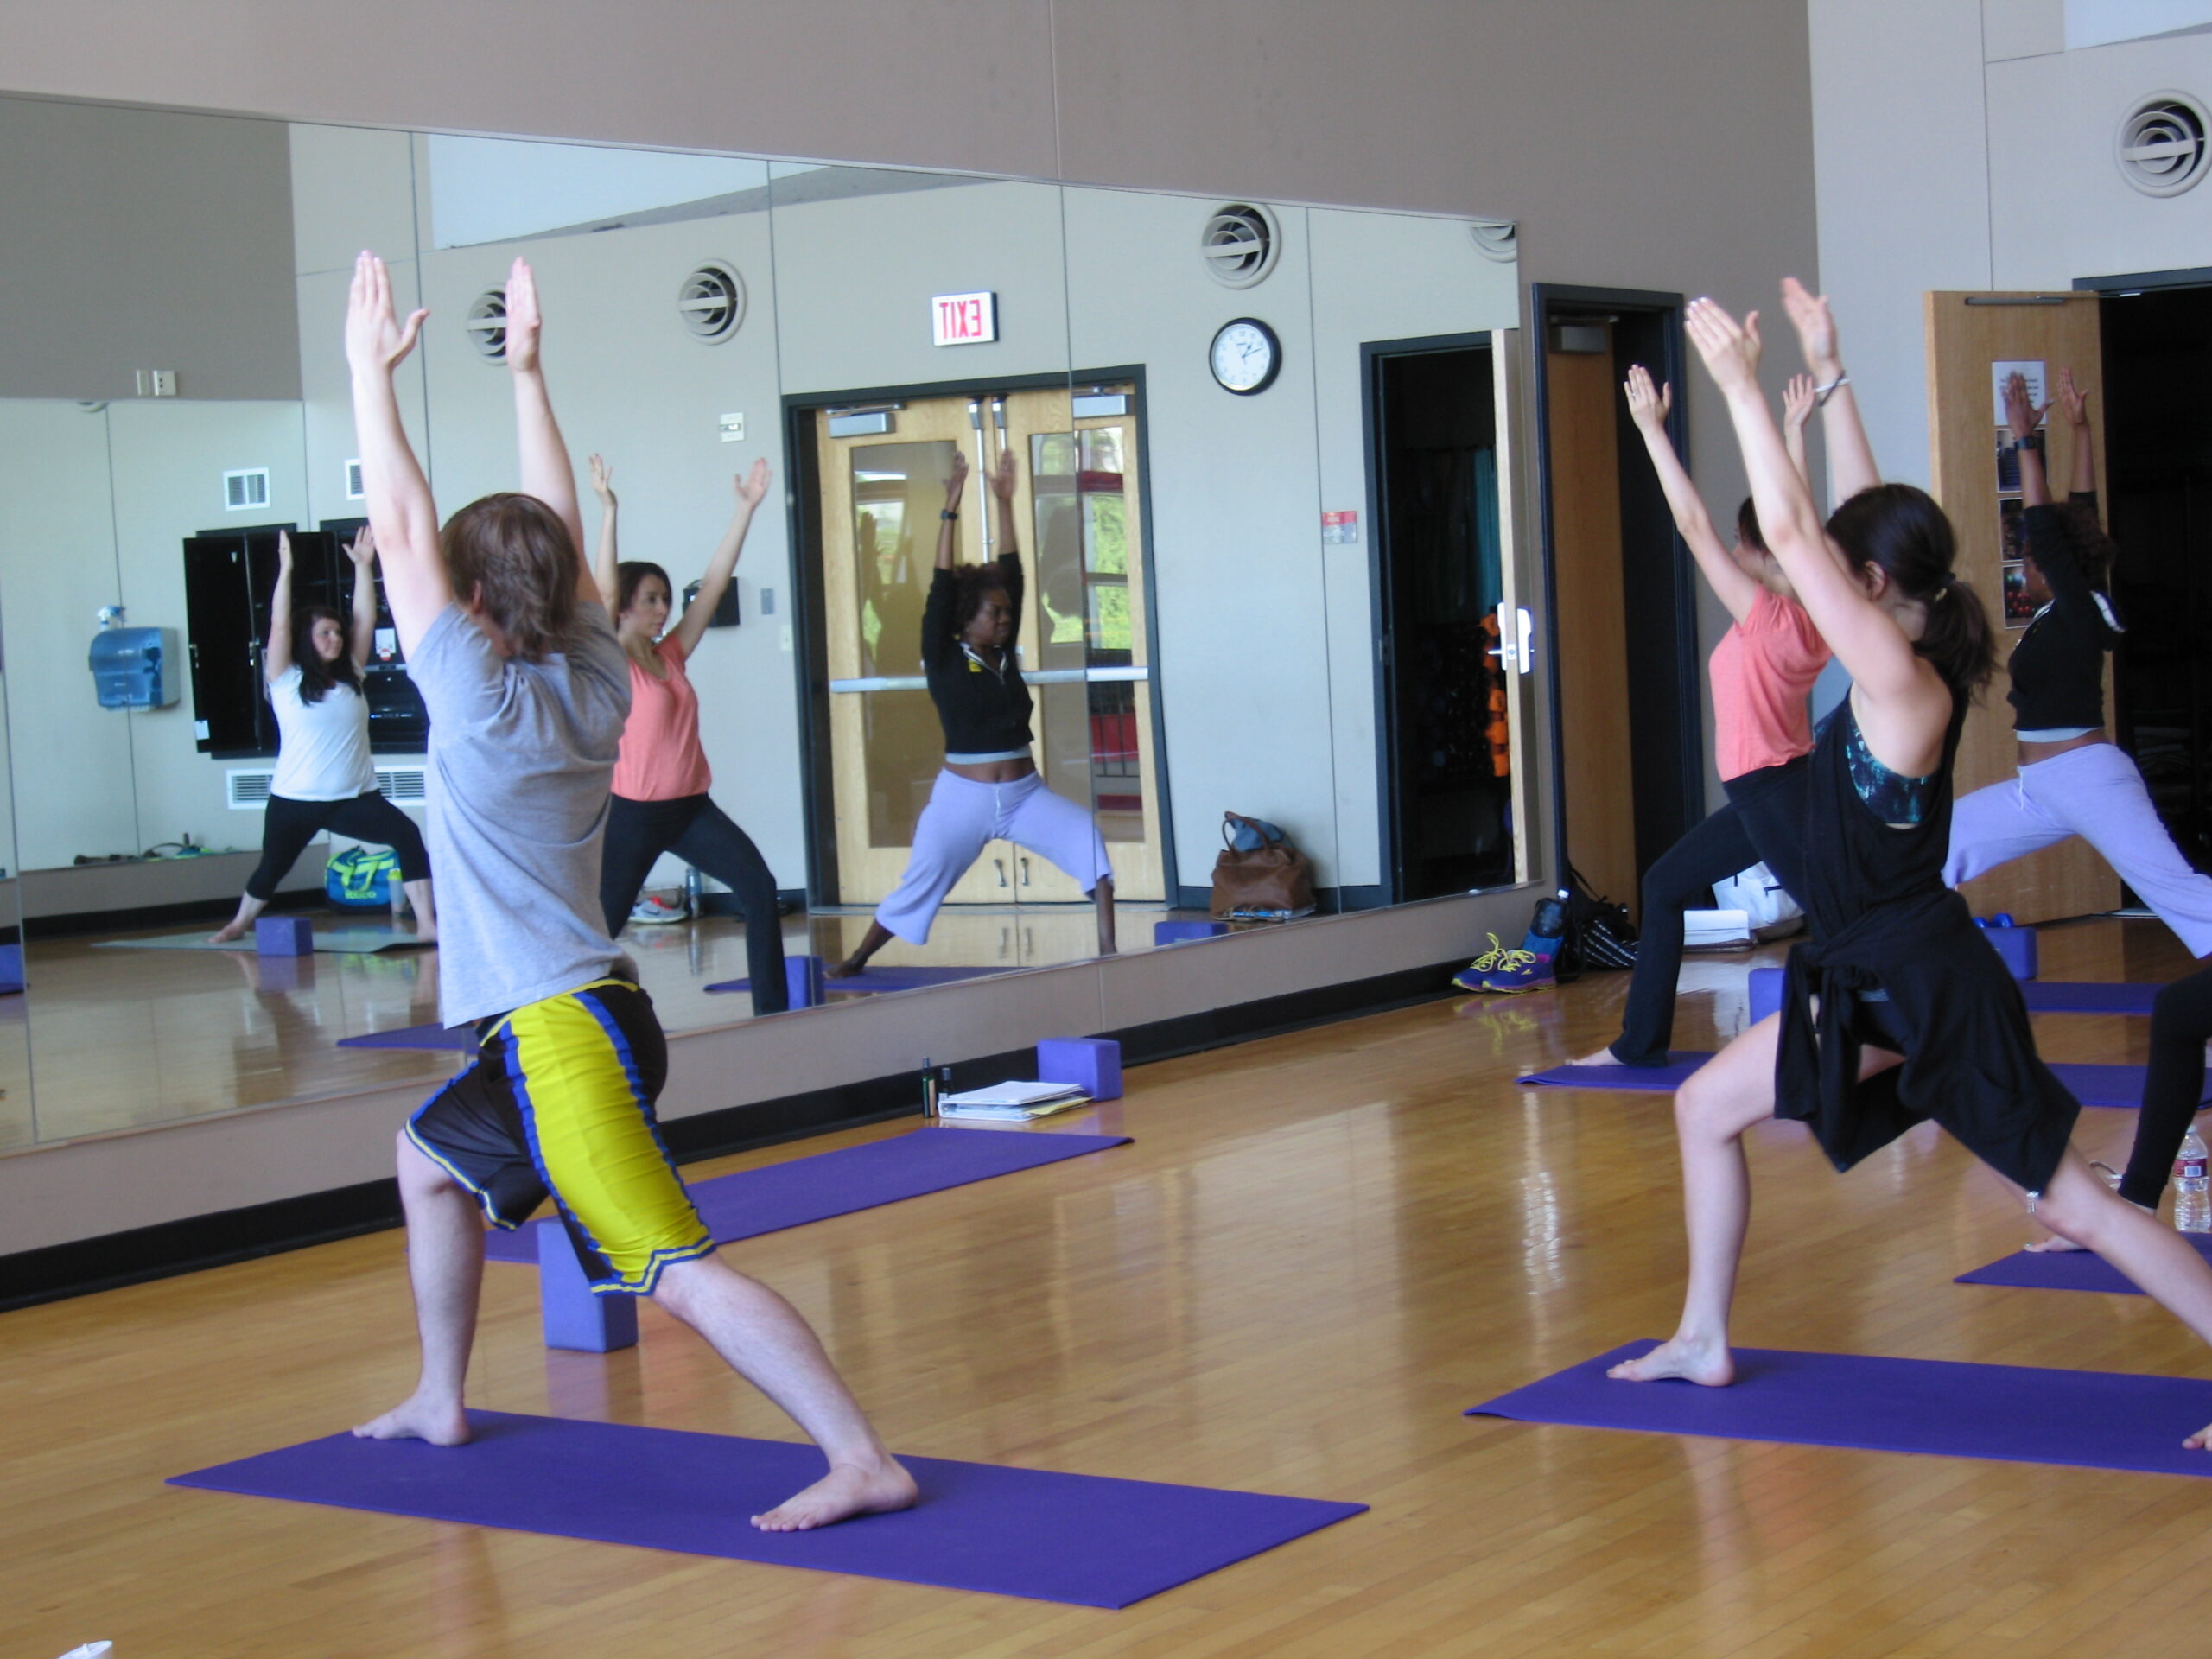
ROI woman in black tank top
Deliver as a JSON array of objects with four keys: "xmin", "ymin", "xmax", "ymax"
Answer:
[{"xmin": 1611, "ymin": 285, "xmax": 2212, "ymax": 1452}]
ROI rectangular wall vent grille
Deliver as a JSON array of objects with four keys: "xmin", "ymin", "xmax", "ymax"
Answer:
[
  {"xmin": 227, "ymin": 767, "xmax": 426, "ymax": 808},
  {"xmin": 345, "ymin": 458, "xmax": 365, "ymax": 499},
  {"xmin": 223, "ymin": 467, "xmax": 271, "ymax": 511}
]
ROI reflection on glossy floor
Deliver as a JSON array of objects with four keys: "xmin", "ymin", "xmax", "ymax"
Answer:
[
  {"xmin": 10, "ymin": 918, "xmax": 2212, "ymax": 1656},
  {"xmin": 12, "ymin": 903, "xmax": 1176, "ymax": 1146}
]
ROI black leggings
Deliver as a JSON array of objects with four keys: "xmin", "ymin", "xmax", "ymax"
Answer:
[
  {"xmin": 246, "ymin": 791, "xmax": 430, "ymax": 900},
  {"xmin": 2120, "ymin": 964, "xmax": 2212, "ymax": 1208},
  {"xmin": 1609, "ymin": 759, "xmax": 1812, "ymax": 1067},
  {"xmin": 599, "ymin": 792, "xmax": 788, "ymax": 1014}
]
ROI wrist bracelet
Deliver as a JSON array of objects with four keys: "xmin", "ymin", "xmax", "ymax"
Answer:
[
  {"xmin": 1814, "ymin": 372, "xmax": 1849, "ymax": 407},
  {"xmin": 940, "ymin": 509, "xmax": 958, "ymax": 521}
]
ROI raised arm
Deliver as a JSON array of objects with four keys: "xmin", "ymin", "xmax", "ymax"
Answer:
[
  {"xmin": 345, "ymin": 525, "xmax": 379, "ymax": 669},
  {"xmin": 500, "ymin": 258, "xmax": 588, "ymax": 599},
  {"xmin": 1687, "ymin": 297, "xmax": 1942, "ymax": 760},
  {"xmin": 1781, "ymin": 372, "xmax": 1816, "ymax": 486},
  {"xmin": 673, "ymin": 459, "xmax": 770, "ymax": 658},
  {"xmin": 1781, "ymin": 278, "xmax": 1880, "ymax": 503},
  {"xmin": 264, "ymin": 530, "xmax": 297, "ymax": 683},
  {"xmin": 933, "ymin": 451, "xmax": 969, "ymax": 572},
  {"xmin": 988, "ymin": 446, "xmax": 1020, "ymax": 560},
  {"xmin": 1624, "ymin": 365, "xmax": 1763, "ymax": 624},
  {"xmin": 2057, "ymin": 367, "xmax": 2097, "ymax": 497},
  {"xmin": 344, "ymin": 252, "xmax": 448, "ymax": 660},
  {"xmin": 588, "ymin": 454, "xmax": 620, "ymax": 612},
  {"xmin": 2005, "ymin": 372, "xmax": 2053, "ymax": 509}
]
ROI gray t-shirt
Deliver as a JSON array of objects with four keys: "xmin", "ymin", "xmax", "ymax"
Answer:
[{"xmin": 410, "ymin": 599, "xmax": 631, "ymax": 1027}]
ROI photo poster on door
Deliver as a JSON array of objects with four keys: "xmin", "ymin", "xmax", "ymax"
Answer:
[
  {"xmin": 1992, "ymin": 359, "xmax": 2048, "ymax": 428},
  {"xmin": 1990, "ymin": 358, "xmax": 2045, "ymax": 632}
]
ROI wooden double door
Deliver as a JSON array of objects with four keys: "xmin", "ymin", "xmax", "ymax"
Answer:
[{"xmin": 810, "ymin": 384, "xmax": 1166, "ymax": 907}]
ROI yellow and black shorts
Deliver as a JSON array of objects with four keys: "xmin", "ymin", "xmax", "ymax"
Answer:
[{"xmin": 405, "ymin": 978, "xmax": 713, "ymax": 1295}]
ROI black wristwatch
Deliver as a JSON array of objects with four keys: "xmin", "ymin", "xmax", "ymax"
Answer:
[
  {"xmin": 2012, "ymin": 431, "xmax": 2044, "ymax": 454},
  {"xmin": 940, "ymin": 509, "xmax": 959, "ymax": 521}
]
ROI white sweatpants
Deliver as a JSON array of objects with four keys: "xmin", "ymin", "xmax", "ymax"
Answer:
[
  {"xmin": 1945, "ymin": 741, "xmax": 2212, "ymax": 957},
  {"xmin": 874, "ymin": 770, "xmax": 1113, "ymax": 944}
]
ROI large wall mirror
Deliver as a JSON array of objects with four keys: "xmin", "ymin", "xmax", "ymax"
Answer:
[{"xmin": 0, "ymin": 94, "xmax": 1526, "ymax": 1154}]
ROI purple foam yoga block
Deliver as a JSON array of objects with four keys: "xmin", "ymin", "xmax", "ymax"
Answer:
[
  {"xmin": 1748, "ymin": 966, "xmax": 1783, "ymax": 1027},
  {"xmin": 1984, "ymin": 924, "xmax": 2038, "ymax": 980},
  {"xmin": 1154, "ymin": 919, "xmax": 1229, "ymax": 945},
  {"xmin": 255, "ymin": 915, "xmax": 315, "ymax": 957},
  {"xmin": 1038, "ymin": 1036, "xmax": 1122, "ymax": 1102},
  {"xmin": 0, "ymin": 941, "xmax": 22, "ymax": 993},
  {"xmin": 537, "ymin": 1218, "xmax": 637, "ymax": 1353},
  {"xmin": 785, "ymin": 954, "xmax": 825, "ymax": 1009}
]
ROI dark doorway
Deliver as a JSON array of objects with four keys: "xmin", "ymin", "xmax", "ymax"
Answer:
[
  {"xmin": 2094, "ymin": 278, "xmax": 2212, "ymax": 869},
  {"xmin": 1530, "ymin": 286, "xmax": 1700, "ymax": 918},
  {"xmin": 1366, "ymin": 335, "xmax": 1514, "ymax": 901}
]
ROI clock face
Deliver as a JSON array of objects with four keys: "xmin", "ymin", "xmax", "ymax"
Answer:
[{"xmin": 1211, "ymin": 318, "xmax": 1280, "ymax": 395}]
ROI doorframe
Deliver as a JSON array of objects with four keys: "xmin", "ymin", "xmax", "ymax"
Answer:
[
  {"xmin": 1527, "ymin": 283, "xmax": 1698, "ymax": 895},
  {"xmin": 781, "ymin": 368, "xmax": 1176, "ymax": 906},
  {"xmin": 1357, "ymin": 328, "xmax": 1503, "ymax": 906}
]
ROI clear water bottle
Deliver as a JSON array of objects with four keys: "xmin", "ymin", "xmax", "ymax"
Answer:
[{"xmin": 2176, "ymin": 1124, "xmax": 2211, "ymax": 1234}]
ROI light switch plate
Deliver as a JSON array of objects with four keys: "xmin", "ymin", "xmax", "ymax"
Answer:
[{"xmin": 718, "ymin": 412, "xmax": 744, "ymax": 442}]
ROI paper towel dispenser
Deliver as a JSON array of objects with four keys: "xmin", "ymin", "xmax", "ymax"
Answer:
[{"xmin": 91, "ymin": 626, "xmax": 180, "ymax": 709}]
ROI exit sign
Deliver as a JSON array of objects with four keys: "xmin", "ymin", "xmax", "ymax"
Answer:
[{"xmin": 932, "ymin": 291, "xmax": 998, "ymax": 346}]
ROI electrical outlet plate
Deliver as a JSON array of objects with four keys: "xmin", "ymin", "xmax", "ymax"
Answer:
[{"xmin": 718, "ymin": 412, "xmax": 744, "ymax": 442}]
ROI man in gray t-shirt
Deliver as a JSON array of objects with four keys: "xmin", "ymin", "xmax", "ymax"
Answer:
[
  {"xmin": 340, "ymin": 251, "xmax": 912, "ymax": 1533},
  {"xmin": 409, "ymin": 596, "xmax": 628, "ymax": 1028}
]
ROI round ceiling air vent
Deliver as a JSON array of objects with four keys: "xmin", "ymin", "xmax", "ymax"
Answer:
[
  {"xmin": 462, "ymin": 290, "xmax": 508, "ymax": 362},
  {"xmin": 2116, "ymin": 92, "xmax": 2211, "ymax": 197},
  {"xmin": 1468, "ymin": 219, "xmax": 1518, "ymax": 264},
  {"xmin": 1199, "ymin": 203, "xmax": 1281, "ymax": 289},
  {"xmin": 676, "ymin": 261, "xmax": 746, "ymax": 344}
]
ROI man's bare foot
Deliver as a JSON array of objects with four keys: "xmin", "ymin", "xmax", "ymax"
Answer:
[
  {"xmin": 751, "ymin": 1455, "xmax": 918, "ymax": 1532},
  {"xmin": 1608, "ymin": 1334, "xmax": 1734, "ymax": 1387},
  {"xmin": 1572, "ymin": 1046, "xmax": 1624, "ymax": 1068},
  {"xmin": 209, "ymin": 922, "xmax": 249, "ymax": 944},
  {"xmin": 352, "ymin": 1393, "xmax": 472, "ymax": 1446}
]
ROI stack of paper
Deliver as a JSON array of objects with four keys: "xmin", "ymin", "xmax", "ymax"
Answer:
[
  {"xmin": 937, "ymin": 1080, "xmax": 1093, "ymax": 1121},
  {"xmin": 1683, "ymin": 907, "xmax": 1754, "ymax": 951}
]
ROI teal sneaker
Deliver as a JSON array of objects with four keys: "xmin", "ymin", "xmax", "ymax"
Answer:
[{"xmin": 1452, "ymin": 932, "xmax": 1557, "ymax": 995}]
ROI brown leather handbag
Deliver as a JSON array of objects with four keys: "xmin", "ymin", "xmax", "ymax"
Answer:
[{"xmin": 1210, "ymin": 813, "xmax": 1317, "ymax": 919}]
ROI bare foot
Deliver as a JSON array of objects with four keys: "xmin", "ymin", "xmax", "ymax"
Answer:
[
  {"xmin": 410, "ymin": 924, "xmax": 438, "ymax": 945},
  {"xmin": 1608, "ymin": 1334, "xmax": 1735, "ymax": 1387},
  {"xmin": 2024, "ymin": 1234, "xmax": 2090, "ymax": 1254},
  {"xmin": 1572, "ymin": 1046, "xmax": 1624, "ymax": 1068},
  {"xmin": 751, "ymin": 1455, "xmax": 918, "ymax": 1532},
  {"xmin": 209, "ymin": 923, "xmax": 249, "ymax": 944},
  {"xmin": 352, "ymin": 1393, "xmax": 472, "ymax": 1446},
  {"xmin": 2187, "ymin": 1421, "xmax": 2212, "ymax": 1451},
  {"xmin": 823, "ymin": 957, "xmax": 867, "ymax": 981}
]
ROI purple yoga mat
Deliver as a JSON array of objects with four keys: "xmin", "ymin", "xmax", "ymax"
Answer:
[
  {"xmin": 1470, "ymin": 1342, "xmax": 2212, "ymax": 1477},
  {"xmin": 337, "ymin": 1022, "xmax": 479, "ymax": 1052},
  {"xmin": 1516, "ymin": 1052, "xmax": 1711, "ymax": 1090},
  {"xmin": 2021, "ymin": 981, "xmax": 2165, "ymax": 1015},
  {"xmin": 1957, "ymin": 1231, "xmax": 2212, "ymax": 1294},
  {"xmin": 169, "ymin": 1409, "xmax": 1364, "ymax": 1606},
  {"xmin": 1518, "ymin": 1053, "xmax": 2202, "ymax": 1110},
  {"xmin": 485, "ymin": 1128, "xmax": 1129, "ymax": 1263},
  {"xmin": 707, "ymin": 963, "xmax": 1008, "ymax": 995}
]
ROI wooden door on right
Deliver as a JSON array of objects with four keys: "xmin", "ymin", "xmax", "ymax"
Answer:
[{"xmin": 1925, "ymin": 289, "xmax": 2118, "ymax": 925}]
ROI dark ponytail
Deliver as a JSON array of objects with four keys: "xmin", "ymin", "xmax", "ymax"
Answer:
[
  {"xmin": 1736, "ymin": 496, "xmax": 1767, "ymax": 555},
  {"xmin": 1825, "ymin": 483, "xmax": 1995, "ymax": 698}
]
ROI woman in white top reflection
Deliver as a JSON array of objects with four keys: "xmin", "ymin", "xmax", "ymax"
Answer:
[{"xmin": 211, "ymin": 527, "xmax": 436, "ymax": 943}]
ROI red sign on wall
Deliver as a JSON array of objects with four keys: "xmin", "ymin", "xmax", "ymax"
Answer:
[{"xmin": 932, "ymin": 291, "xmax": 998, "ymax": 346}]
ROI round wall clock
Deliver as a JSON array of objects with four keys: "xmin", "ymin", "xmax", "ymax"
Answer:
[{"xmin": 1210, "ymin": 317, "xmax": 1281, "ymax": 395}]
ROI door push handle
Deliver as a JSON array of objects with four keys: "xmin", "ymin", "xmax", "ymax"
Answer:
[
  {"xmin": 993, "ymin": 856, "xmax": 1009, "ymax": 888},
  {"xmin": 1020, "ymin": 856, "xmax": 1032, "ymax": 887},
  {"xmin": 1486, "ymin": 607, "xmax": 1536, "ymax": 672}
]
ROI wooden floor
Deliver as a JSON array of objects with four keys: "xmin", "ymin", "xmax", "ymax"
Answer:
[
  {"xmin": 3, "ymin": 903, "xmax": 1166, "ymax": 1148},
  {"xmin": 9, "ymin": 918, "xmax": 2212, "ymax": 1656}
]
